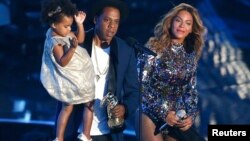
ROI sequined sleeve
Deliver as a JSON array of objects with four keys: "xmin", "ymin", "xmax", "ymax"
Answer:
[
  {"xmin": 140, "ymin": 54, "xmax": 169, "ymax": 122},
  {"xmin": 183, "ymin": 70, "xmax": 199, "ymax": 122}
]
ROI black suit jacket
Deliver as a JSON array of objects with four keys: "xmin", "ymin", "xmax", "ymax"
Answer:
[{"xmin": 83, "ymin": 29, "xmax": 139, "ymax": 118}]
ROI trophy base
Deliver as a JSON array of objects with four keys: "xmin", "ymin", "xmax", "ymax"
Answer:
[{"xmin": 108, "ymin": 118, "xmax": 124, "ymax": 129}]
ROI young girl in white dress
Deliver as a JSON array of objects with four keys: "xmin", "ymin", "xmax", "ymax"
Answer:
[{"xmin": 40, "ymin": 0, "xmax": 94, "ymax": 141}]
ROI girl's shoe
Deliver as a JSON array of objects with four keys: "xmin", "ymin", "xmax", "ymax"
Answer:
[{"xmin": 77, "ymin": 133, "xmax": 92, "ymax": 141}]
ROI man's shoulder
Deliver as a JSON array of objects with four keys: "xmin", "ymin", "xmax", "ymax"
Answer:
[
  {"xmin": 114, "ymin": 36, "xmax": 130, "ymax": 48},
  {"xmin": 114, "ymin": 36, "xmax": 123, "ymax": 42}
]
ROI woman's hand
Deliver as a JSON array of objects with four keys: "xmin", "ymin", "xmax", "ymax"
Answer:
[
  {"xmin": 74, "ymin": 11, "xmax": 86, "ymax": 24},
  {"xmin": 165, "ymin": 111, "xmax": 181, "ymax": 127},
  {"xmin": 175, "ymin": 116, "xmax": 193, "ymax": 131}
]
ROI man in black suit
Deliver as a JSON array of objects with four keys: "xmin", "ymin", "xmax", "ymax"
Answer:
[{"xmin": 55, "ymin": 0, "xmax": 139, "ymax": 141}]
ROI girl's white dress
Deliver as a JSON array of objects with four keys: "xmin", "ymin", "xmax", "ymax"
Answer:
[{"xmin": 40, "ymin": 28, "xmax": 95, "ymax": 104}]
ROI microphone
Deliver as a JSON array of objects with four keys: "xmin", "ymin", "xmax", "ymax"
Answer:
[
  {"xmin": 126, "ymin": 37, "xmax": 157, "ymax": 56},
  {"xmin": 158, "ymin": 109, "xmax": 187, "ymax": 132}
]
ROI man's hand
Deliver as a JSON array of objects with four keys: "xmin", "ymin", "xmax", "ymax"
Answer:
[
  {"xmin": 74, "ymin": 11, "xmax": 86, "ymax": 24},
  {"xmin": 112, "ymin": 104, "xmax": 125, "ymax": 119}
]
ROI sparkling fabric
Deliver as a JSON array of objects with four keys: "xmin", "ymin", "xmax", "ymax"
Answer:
[
  {"xmin": 139, "ymin": 44, "xmax": 199, "ymax": 125},
  {"xmin": 40, "ymin": 29, "xmax": 95, "ymax": 104}
]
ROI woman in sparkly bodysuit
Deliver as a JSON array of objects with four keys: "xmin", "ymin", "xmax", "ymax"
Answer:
[{"xmin": 140, "ymin": 3, "xmax": 206, "ymax": 141}]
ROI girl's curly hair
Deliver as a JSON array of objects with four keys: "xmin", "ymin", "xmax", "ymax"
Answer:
[{"xmin": 41, "ymin": 0, "xmax": 78, "ymax": 25}]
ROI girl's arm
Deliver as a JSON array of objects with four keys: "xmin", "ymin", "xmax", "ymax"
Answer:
[
  {"xmin": 74, "ymin": 11, "xmax": 86, "ymax": 43},
  {"xmin": 53, "ymin": 37, "xmax": 77, "ymax": 67}
]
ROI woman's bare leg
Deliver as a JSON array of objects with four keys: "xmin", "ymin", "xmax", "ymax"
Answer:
[
  {"xmin": 141, "ymin": 113, "xmax": 164, "ymax": 141},
  {"xmin": 165, "ymin": 136, "xmax": 177, "ymax": 141}
]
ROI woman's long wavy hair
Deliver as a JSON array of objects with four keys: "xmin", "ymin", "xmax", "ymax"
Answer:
[{"xmin": 146, "ymin": 3, "xmax": 206, "ymax": 59}]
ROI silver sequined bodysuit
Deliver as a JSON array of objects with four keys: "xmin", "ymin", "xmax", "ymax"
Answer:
[{"xmin": 139, "ymin": 44, "xmax": 199, "ymax": 128}]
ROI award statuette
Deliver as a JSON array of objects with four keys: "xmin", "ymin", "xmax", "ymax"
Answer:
[{"xmin": 101, "ymin": 92, "xmax": 124, "ymax": 129}]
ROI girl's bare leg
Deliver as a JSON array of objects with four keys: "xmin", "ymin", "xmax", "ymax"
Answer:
[
  {"xmin": 81, "ymin": 101, "xmax": 94, "ymax": 140},
  {"xmin": 56, "ymin": 103, "xmax": 73, "ymax": 141}
]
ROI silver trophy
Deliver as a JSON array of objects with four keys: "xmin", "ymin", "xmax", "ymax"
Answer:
[{"xmin": 101, "ymin": 92, "xmax": 124, "ymax": 129}]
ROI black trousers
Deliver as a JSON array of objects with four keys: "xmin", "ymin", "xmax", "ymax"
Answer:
[{"xmin": 92, "ymin": 134, "xmax": 113, "ymax": 141}]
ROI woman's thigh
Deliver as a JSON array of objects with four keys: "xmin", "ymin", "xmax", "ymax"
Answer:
[{"xmin": 141, "ymin": 113, "xmax": 164, "ymax": 141}]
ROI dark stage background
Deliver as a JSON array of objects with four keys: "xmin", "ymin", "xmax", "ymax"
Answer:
[{"xmin": 0, "ymin": 0, "xmax": 250, "ymax": 140}]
